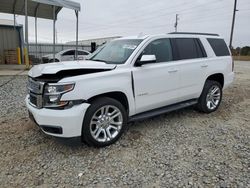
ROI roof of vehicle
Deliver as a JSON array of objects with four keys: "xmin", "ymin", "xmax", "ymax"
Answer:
[
  {"xmin": 117, "ymin": 32, "xmax": 221, "ymax": 41},
  {"xmin": 58, "ymin": 48, "xmax": 90, "ymax": 54},
  {"xmin": 169, "ymin": 32, "xmax": 219, "ymax": 36}
]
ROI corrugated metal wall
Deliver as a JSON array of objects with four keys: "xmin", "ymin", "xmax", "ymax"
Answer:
[{"xmin": 0, "ymin": 26, "xmax": 20, "ymax": 64}]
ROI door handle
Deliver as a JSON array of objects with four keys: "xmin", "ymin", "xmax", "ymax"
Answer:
[
  {"xmin": 168, "ymin": 69, "xmax": 178, "ymax": 73},
  {"xmin": 201, "ymin": 64, "xmax": 208, "ymax": 68}
]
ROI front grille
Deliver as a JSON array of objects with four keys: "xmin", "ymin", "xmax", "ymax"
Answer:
[
  {"xmin": 28, "ymin": 78, "xmax": 44, "ymax": 94},
  {"xmin": 28, "ymin": 78, "xmax": 45, "ymax": 108}
]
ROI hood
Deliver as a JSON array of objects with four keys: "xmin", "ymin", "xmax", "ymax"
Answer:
[{"xmin": 29, "ymin": 60, "xmax": 116, "ymax": 78}]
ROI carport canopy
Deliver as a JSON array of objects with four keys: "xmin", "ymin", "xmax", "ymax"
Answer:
[
  {"xmin": 0, "ymin": 0, "xmax": 80, "ymax": 20},
  {"xmin": 0, "ymin": 0, "xmax": 81, "ymax": 62}
]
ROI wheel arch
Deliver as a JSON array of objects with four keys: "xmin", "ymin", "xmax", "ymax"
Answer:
[
  {"xmin": 206, "ymin": 73, "xmax": 224, "ymax": 88},
  {"xmin": 87, "ymin": 91, "xmax": 130, "ymax": 114}
]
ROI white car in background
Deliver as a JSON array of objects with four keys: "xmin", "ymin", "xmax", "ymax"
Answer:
[{"xmin": 42, "ymin": 49, "xmax": 91, "ymax": 63}]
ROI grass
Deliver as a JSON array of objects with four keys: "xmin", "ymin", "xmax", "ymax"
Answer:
[{"xmin": 233, "ymin": 56, "xmax": 250, "ymax": 61}]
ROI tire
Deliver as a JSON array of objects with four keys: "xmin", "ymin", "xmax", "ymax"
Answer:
[
  {"xmin": 49, "ymin": 59, "xmax": 59, "ymax": 63},
  {"xmin": 82, "ymin": 97, "xmax": 127, "ymax": 147},
  {"xmin": 196, "ymin": 80, "xmax": 222, "ymax": 113}
]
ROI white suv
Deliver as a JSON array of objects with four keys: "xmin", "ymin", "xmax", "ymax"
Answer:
[{"xmin": 26, "ymin": 32, "xmax": 234, "ymax": 147}]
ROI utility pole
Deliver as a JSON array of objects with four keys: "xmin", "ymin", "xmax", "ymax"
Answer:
[
  {"xmin": 229, "ymin": 0, "xmax": 238, "ymax": 50},
  {"xmin": 174, "ymin": 14, "xmax": 179, "ymax": 32},
  {"xmin": 56, "ymin": 29, "xmax": 58, "ymax": 44}
]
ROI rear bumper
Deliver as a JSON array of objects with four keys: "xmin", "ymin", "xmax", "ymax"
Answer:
[
  {"xmin": 224, "ymin": 72, "xmax": 235, "ymax": 89},
  {"xmin": 25, "ymin": 96, "xmax": 90, "ymax": 138}
]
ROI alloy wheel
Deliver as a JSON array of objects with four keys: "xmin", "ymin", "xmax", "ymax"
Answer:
[
  {"xmin": 90, "ymin": 105, "xmax": 123, "ymax": 142},
  {"xmin": 206, "ymin": 85, "xmax": 221, "ymax": 110}
]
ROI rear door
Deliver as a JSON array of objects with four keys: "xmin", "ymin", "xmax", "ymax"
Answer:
[
  {"xmin": 133, "ymin": 38, "xmax": 181, "ymax": 113},
  {"xmin": 171, "ymin": 38, "xmax": 208, "ymax": 101}
]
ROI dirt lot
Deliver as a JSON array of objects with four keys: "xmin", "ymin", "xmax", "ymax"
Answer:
[{"xmin": 0, "ymin": 61, "xmax": 249, "ymax": 187}]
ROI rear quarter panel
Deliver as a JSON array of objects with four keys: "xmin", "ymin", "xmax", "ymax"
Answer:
[{"xmin": 200, "ymin": 37, "xmax": 234, "ymax": 90}]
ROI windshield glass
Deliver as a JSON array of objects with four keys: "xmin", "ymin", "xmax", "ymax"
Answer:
[{"xmin": 88, "ymin": 39, "xmax": 143, "ymax": 64}]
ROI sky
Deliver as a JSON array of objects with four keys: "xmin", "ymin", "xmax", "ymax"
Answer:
[{"xmin": 0, "ymin": 0, "xmax": 249, "ymax": 47}]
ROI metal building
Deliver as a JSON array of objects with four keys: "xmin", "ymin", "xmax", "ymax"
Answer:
[
  {"xmin": 67, "ymin": 36, "xmax": 122, "ymax": 46},
  {"xmin": 0, "ymin": 19, "xmax": 23, "ymax": 64},
  {"xmin": 0, "ymin": 0, "xmax": 81, "ymax": 66}
]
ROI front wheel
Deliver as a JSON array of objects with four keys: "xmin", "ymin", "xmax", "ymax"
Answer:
[
  {"xmin": 82, "ymin": 97, "xmax": 127, "ymax": 147},
  {"xmin": 196, "ymin": 80, "xmax": 222, "ymax": 113}
]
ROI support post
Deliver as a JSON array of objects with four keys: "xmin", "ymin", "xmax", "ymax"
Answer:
[
  {"xmin": 13, "ymin": 14, "xmax": 16, "ymax": 27},
  {"xmin": 24, "ymin": 0, "xmax": 29, "ymax": 68},
  {"xmin": 229, "ymin": 0, "xmax": 238, "ymax": 50},
  {"xmin": 75, "ymin": 10, "xmax": 79, "ymax": 60},
  {"xmin": 53, "ymin": 5, "xmax": 56, "ymax": 62},
  {"xmin": 35, "ymin": 17, "xmax": 38, "ymax": 58},
  {"xmin": 174, "ymin": 14, "xmax": 179, "ymax": 32}
]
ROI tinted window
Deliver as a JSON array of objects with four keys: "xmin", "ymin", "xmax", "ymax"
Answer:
[
  {"xmin": 174, "ymin": 38, "xmax": 205, "ymax": 60},
  {"xmin": 77, "ymin": 51, "xmax": 89, "ymax": 55},
  {"xmin": 63, "ymin": 50, "xmax": 75, "ymax": 56},
  {"xmin": 142, "ymin": 38, "xmax": 173, "ymax": 63},
  {"xmin": 207, "ymin": 38, "xmax": 230, "ymax": 56}
]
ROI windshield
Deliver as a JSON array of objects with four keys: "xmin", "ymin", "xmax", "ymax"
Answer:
[{"xmin": 88, "ymin": 39, "xmax": 143, "ymax": 64}]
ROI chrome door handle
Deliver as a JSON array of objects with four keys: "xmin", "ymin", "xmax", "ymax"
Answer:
[
  {"xmin": 201, "ymin": 64, "xmax": 208, "ymax": 68},
  {"xmin": 168, "ymin": 69, "xmax": 178, "ymax": 73}
]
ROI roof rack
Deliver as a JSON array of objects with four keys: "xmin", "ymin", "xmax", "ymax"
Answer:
[{"xmin": 169, "ymin": 32, "xmax": 219, "ymax": 36}]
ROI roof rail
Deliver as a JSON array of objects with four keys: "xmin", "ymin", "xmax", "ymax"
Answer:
[{"xmin": 169, "ymin": 32, "xmax": 219, "ymax": 36}]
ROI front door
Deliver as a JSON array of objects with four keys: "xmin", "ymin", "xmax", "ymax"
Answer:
[{"xmin": 132, "ymin": 38, "xmax": 180, "ymax": 114}]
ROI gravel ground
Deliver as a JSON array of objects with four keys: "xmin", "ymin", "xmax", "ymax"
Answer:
[{"xmin": 0, "ymin": 61, "xmax": 249, "ymax": 187}]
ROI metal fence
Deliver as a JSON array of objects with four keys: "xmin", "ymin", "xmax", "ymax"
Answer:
[{"xmin": 28, "ymin": 43, "xmax": 91, "ymax": 59}]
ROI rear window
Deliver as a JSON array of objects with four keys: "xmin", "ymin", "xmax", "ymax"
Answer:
[
  {"xmin": 78, "ymin": 51, "xmax": 89, "ymax": 55},
  {"xmin": 173, "ymin": 38, "xmax": 206, "ymax": 60},
  {"xmin": 207, "ymin": 38, "xmax": 230, "ymax": 56}
]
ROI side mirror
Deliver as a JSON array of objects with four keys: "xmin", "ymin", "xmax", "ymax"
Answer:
[{"xmin": 136, "ymin": 55, "xmax": 156, "ymax": 66}]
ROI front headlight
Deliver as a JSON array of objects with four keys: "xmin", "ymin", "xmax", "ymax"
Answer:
[
  {"xmin": 45, "ymin": 83, "xmax": 75, "ymax": 94},
  {"xmin": 43, "ymin": 82, "xmax": 75, "ymax": 108}
]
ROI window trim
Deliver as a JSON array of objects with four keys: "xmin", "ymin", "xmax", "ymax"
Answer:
[{"xmin": 195, "ymin": 39, "xmax": 207, "ymax": 57}]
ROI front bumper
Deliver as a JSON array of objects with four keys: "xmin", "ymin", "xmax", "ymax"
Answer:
[{"xmin": 25, "ymin": 96, "xmax": 90, "ymax": 138}]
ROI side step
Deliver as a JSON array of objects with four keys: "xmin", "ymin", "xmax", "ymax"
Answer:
[{"xmin": 129, "ymin": 99, "xmax": 198, "ymax": 122}]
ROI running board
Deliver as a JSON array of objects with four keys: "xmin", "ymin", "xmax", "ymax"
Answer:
[{"xmin": 129, "ymin": 99, "xmax": 198, "ymax": 122}]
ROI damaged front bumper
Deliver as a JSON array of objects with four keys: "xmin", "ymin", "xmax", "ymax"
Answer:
[{"xmin": 25, "ymin": 96, "xmax": 90, "ymax": 138}]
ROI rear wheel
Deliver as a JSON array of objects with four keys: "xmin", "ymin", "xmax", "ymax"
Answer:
[
  {"xmin": 197, "ymin": 80, "xmax": 222, "ymax": 113},
  {"xmin": 82, "ymin": 97, "xmax": 127, "ymax": 147}
]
